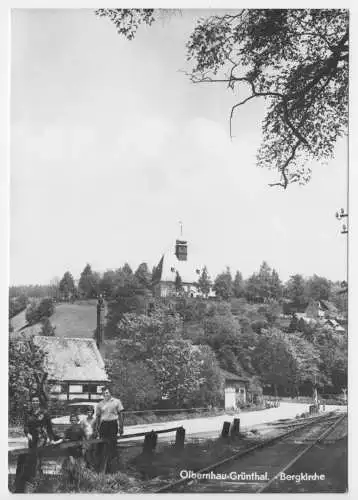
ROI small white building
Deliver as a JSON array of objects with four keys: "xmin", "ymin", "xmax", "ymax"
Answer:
[{"xmin": 221, "ymin": 369, "xmax": 249, "ymax": 410}]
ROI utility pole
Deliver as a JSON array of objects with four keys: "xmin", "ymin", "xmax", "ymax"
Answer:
[
  {"xmin": 335, "ymin": 208, "xmax": 348, "ymax": 295},
  {"xmin": 335, "ymin": 208, "xmax": 348, "ymax": 234}
]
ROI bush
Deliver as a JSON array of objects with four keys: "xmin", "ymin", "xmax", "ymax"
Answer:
[
  {"xmin": 26, "ymin": 298, "xmax": 55, "ymax": 325},
  {"xmin": 39, "ymin": 317, "xmax": 56, "ymax": 336},
  {"xmin": 9, "ymin": 294, "xmax": 28, "ymax": 319}
]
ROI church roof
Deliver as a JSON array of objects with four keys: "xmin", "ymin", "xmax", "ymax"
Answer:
[{"xmin": 159, "ymin": 248, "xmax": 201, "ymax": 284}]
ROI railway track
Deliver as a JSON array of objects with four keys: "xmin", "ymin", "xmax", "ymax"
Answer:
[{"xmin": 154, "ymin": 411, "xmax": 347, "ymax": 493}]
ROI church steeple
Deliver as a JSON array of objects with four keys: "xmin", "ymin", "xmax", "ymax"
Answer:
[{"xmin": 175, "ymin": 220, "xmax": 187, "ymax": 261}]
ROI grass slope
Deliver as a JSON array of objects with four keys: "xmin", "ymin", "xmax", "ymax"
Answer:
[
  {"xmin": 10, "ymin": 309, "xmax": 27, "ymax": 332},
  {"xmin": 50, "ymin": 301, "xmax": 98, "ymax": 338},
  {"xmin": 11, "ymin": 300, "xmax": 98, "ymax": 339}
]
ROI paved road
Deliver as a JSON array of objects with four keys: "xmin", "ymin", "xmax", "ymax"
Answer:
[
  {"xmin": 9, "ymin": 403, "xmax": 345, "ymax": 450},
  {"xmin": 119, "ymin": 403, "xmax": 344, "ymax": 441}
]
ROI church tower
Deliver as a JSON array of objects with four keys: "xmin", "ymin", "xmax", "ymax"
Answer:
[{"xmin": 175, "ymin": 221, "xmax": 188, "ymax": 261}]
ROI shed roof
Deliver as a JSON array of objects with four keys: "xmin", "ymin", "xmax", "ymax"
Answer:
[
  {"xmin": 33, "ymin": 336, "xmax": 108, "ymax": 382},
  {"xmin": 220, "ymin": 369, "xmax": 249, "ymax": 383}
]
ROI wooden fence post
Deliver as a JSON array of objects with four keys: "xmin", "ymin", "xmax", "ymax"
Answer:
[
  {"xmin": 221, "ymin": 421, "xmax": 231, "ymax": 438},
  {"xmin": 14, "ymin": 453, "xmax": 27, "ymax": 493},
  {"xmin": 230, "ymin": 418, "xmax": 240, "ymax": 438},
  {"xmin": 175, "ymin": 426, "xmax": 185, "ymax": 451},
  {"xmin": 14, "ymin": 451, "xmax": 37, "ymax": 493},
  {"xmin": 142, "ymin": 431, "xmax": 157, "ymax": 456}
]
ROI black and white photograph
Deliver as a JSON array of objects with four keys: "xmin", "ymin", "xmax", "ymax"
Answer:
[{"xmin": 7, "ymin": 7, "xmax": 349, "ymax": 494}]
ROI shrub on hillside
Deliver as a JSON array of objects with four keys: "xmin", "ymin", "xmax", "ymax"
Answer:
[
  {"xmin": 26, "ymin": 298, "xmax": 55, "ymax": 325},
  {"xmin": 40, "ymin": 317, "xmax": 56, "ymax": 336},
  {"xmin": 9, "ymin": 294, "xmax": 28, "ymax": 319}
]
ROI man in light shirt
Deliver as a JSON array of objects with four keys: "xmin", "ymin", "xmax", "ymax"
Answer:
[{"xmin": 95, "ymin": 386, "xmax": 124, "ymax": 472}]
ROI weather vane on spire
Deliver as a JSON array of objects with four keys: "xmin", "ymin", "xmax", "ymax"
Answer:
[
  {"xmin": 179, "ymin": 220, "xmax": 183, "ymax": 237},
  {"xmin": 175, "ymin": 221, "xmax": 187, "ymax": 261}
]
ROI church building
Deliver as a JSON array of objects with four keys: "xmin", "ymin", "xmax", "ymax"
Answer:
[{"xmin": 152, "ymin": 229, "xmax": 215, "ymax": 299}]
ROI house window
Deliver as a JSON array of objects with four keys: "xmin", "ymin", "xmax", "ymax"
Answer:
[
  {"xmin": 83, "ymin": 384, "xmax": 98, "ymax": 394},
  {"xmin": 69, "ymin": 385, "xmax": 83, "ymax": 393}
]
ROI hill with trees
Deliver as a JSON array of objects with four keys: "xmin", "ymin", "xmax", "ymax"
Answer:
[{"xmin": 9, "ymin": 259, "xmax": 347, "ymax": 410}]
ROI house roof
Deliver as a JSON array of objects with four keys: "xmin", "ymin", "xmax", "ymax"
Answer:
[
  {"xmin": 324, "ymin": 319, "xmax": 345, "ymax": 331},
  {"xmin": 33, "ymin": 336, "xmax": 109, "ymax": 382},
  {"xmin": 220, "ymin": 369, "xmax": 249, "ymax": 383},
  {"xmin": 319, "ymin": 300, "xmax": 337, "ymax": 312}
]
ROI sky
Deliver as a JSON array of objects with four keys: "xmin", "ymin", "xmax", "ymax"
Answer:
[{"xmin": 10, "ymin": 9, "xmax": 348, "ymax": 286}]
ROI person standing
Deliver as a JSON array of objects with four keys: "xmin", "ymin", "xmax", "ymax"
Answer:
[
  {"xmin": 23, "ymin": 396, "xmax": 59, "ymax": 448},
  {"xmin": 59, "ymin": 413, "xmax": 86, "ymax": 486},
  {"xmin": 15, "ymin": 396, "xmax": 60, "ymax": 493},
  {"xmin": 80, "ymin": 406, "xmax": 97, "ymax": 469},
  {"xmin": 95, "ymin": 387, "xmax": 124, "ymax": 472},
  {"xmin": 80, "ymin": 406, "xmax": 97, "ymax": 440}
]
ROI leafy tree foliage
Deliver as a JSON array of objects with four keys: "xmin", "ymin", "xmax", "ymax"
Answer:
[
  {"xmin": 330, "ymin": 282, "xmax": 348, "ymax": 318},
  {"xmin": 48, "ymin": 276, "xmax": 61, "ymax": 301},
  {"xmin": 285, "ymin": 274, "xmax": 307, "ymax": 309},
  {"xmin": 187, "ymin": 9, "xmax": 348, "ymax": 187},
  {"xmin": 311, "ymin": 326, "xmax": 347, "ymax": 390},
  {"xmin": 78, "ymin": 263, "xmax": 100, "ymax": 299},
  {"xmin": 148, "ymin": 339, "xmax": 202, "ymax": 406},
  {"xmin": 197, "ymin": 266, "xmax": 212, "ymax": 297},
  {"xmin": 245, "ymin": 262, "xmax": 282, "ymax": 302},
  {"xmin": 25, "ymin": 298, "xmax": 55, "ymax": 326},
  {"xmin": 192, "ymin": 345, "xmax": 223, "ymax": 407},
  {"xmin": 175, "ymin": 297, "xmax": 208, "ymax": 323},
  {"xmin": 9, "ymin": 285, "xmax": 53, "ymax": 300},
  {"xmin": 95, "ymin": 8, "xmax": 155, "ymax": 40},
  {"xmin": 9, "ymin": 294, "xmax": 28, "ymax": 319},
  {"xmin": 233, "ymin": 271, "xmax": 245, "ymax": 298},
  {"xmin": 203, "ymin": 312, "xmax": 257, "ymax": 375},
  {"xmin": 104, "ymin": 264, "xmax": 151, "ymax": 338},
  {"xmin": 306, "ymin": 274, "xmax": 331, "ymax": 301},
  {"xmin": 39, "ymin": 317, "xmax": 56, "ymax": 337},
  {"xmin": 284, "ymin": 333, "xmax": 321, "ymax": 392},
  {"xmin": 105, "ymin": 355, "xmax": 160, "ymax": 410},
  {"xmin": 59, "ymin": 271, "xmax": 76, "ymax": 301},
  {"xmin": 175, "ymin": 271, "xmax": 183, "ymax": 292},
  {"xmin": 97, "ymin": 8, "xmax": 348, "ymax": 187},
  {"xmin": 270, "ymin": 269, "xmax": 283, "ymax": 300},
  {"xmin": 9, "ymin": 337, "xmax": 48, "ymax": 420},
  {"xmin": 213, "ymin": 267, "xmax": 233, "ymax": 300},
  {"xmin": 134, "ymin": 262, "xmax": 152, "ymax": 289},
  {"xmin": 258, "ymin": 301, "xmax": 282, "ymax": 325},
  {"xmin": 252, "ymin": 328, "xmax": 320, "ymax": 395},
  {"xmin": 105, "ymin": 305, "xmax": 221, "ymax": 408},
  {"xmin": 99, "ymin": 269, "xmax": 119, "ymax": 297}
]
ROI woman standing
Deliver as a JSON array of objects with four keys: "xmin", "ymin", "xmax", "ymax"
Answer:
[
  {"xmin": 15, "ymin": 395, "xmax": 60, "ymax": 492},
  {"xmin": 23, "ymin": 396, "xmax": 59, "ymax": 448}
]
